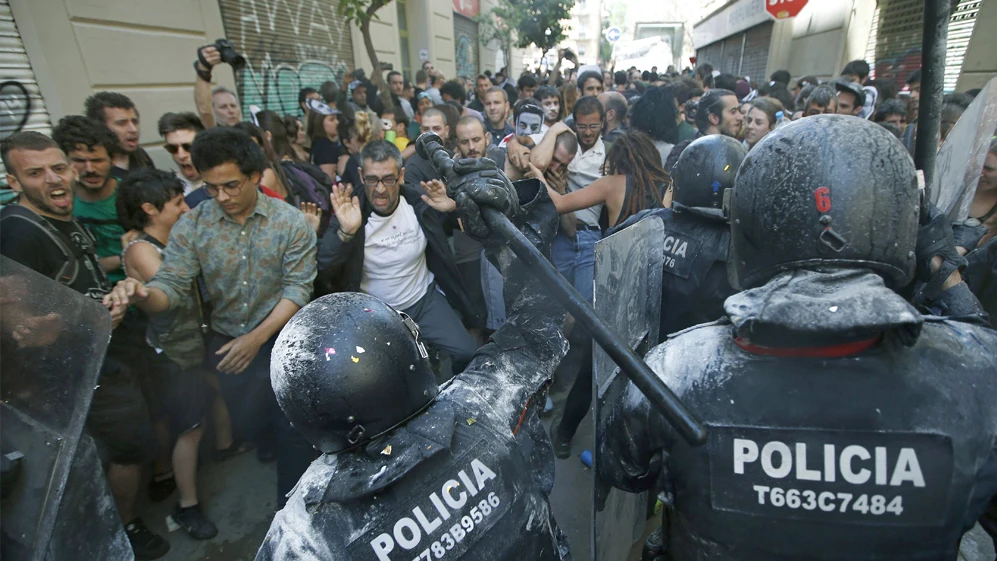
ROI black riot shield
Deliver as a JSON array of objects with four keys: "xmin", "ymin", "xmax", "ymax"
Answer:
[
  {"xmin": 0, "ymin": 256, "xmax": 133, "ymax": 561},
  {"xmin": 591, "ymin": 219, "xmax": 665, "ymax": 561},
  {"xmin": 931, "ymin": 77, "xmax": 997, "ymax": 223}
]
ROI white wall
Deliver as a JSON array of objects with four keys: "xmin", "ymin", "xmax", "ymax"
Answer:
[{"xmin": 11, "ymin": 0, "xmax": 235, "ymax": 170}]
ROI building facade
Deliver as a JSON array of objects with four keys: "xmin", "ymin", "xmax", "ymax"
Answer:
[
  {"xmin": 566, "ymin": 0, "xmax": 603, "ymax": 66},
  {"xmin": 692, "ymin": 0, "xmax": 990, "ymax": 94},
  {"xmin": 3, "ymin": 0, "xmax": 524, "ymax": 176}
]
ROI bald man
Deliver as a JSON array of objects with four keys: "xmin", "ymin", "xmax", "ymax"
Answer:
[{"xmin": 598, "ymin": 91, "xmax": 628, "ymax": 143}]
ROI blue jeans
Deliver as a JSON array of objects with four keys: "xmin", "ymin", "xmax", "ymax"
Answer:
[{"xmin": 550, "ymin": 229, "xmax": 601, "ymax": 304}]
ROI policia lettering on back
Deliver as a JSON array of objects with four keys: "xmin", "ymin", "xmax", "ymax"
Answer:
[
  {"xmin": 366, "ymin": 458, "xmax": 501, "ymax": 561},
  {"xmin": 711, "ymin": 427, "xmax": 951, "ymax": 526}
]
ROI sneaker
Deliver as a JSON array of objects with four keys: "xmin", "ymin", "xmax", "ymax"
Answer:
[
  {"xmin": 551, "ymin": 424, "xmax": 572, "ymax": 460},
  {"xmin": 173, "ymin": 503, "xmax": 218, "ymax": 540},
  {"xmin": 148, "ymin": 472, "xmax": 176, "ymax": 503},
  {"xmin": 125, "ymin": 517, "xmax": 170, "ymax": 560},
  {"xmin": 543, "ymin": 396, "xmax": 554, "ymax": 415}
]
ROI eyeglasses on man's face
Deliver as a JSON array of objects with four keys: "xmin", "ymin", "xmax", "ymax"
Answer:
[
  {"xmin": 204, "ymin": 176, "xmax": 247, "ymax": 198},
  {"xmin": 165, "ymin": 142, "xmax": 192, "ymax": 155},
  {"xmin": 363, "ymin": 175, "xmax": 399, "ymax": 187}
]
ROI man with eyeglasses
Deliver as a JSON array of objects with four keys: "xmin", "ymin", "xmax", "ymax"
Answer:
[
  {"xmin": 157, "ymin": 112, "xmax": 205, "ymax": 198},
  {"xmin": 318, "ymin": 140, "xmax": 482, "ymax": 372},
  {"xmin": 104, "ymin": 127, "xmax": 318, "ymax": 509}
]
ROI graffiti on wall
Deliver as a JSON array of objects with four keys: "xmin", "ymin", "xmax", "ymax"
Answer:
[
  {"xmin": 874, "ymin": 48, "xmax": 921, "ymax": 94},
  {"xmin": 455, "ymin": 34, "xmax": 475, "ymax": 80},
  {"xmin": 0, "ymin": 81, "xmax": 30, "ymax": 140},
  {"xmin": 224, "ymin": 0, "xmax": 354, "ymax": 116}
]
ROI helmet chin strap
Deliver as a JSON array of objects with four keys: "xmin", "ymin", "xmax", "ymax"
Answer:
[{"xmin": 397, "ymin": 311, "xmax": 429, "ymax": 359}]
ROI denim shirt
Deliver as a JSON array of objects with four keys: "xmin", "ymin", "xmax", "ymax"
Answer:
[{"xmin": 148, "ymin": 193, "xmax": 316, "ymax": 338}]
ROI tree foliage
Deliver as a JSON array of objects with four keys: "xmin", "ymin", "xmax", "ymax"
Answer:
[
  {"xmin": 479, "ymin": 0, "xmax": 575, "ymax": 63},
  {"xmin": 475, "ymin": 5, "xmax": 517, "ymax": 68},
  {"xmin": 513, "ymin": 0, "xmax": 575, "ymax": 54},
  {"xmin": 338, "ymin": 0, "xmax": 393, "ymax": 109}
]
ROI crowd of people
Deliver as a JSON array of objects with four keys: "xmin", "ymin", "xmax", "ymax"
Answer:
[{"xmin": 1, "ymin": 38, "xmax": 996, "ymax": 561}]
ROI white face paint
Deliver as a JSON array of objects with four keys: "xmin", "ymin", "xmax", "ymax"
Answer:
[{"xmin": 516, "ymin": 113, "xmax": 543, "ymax": 136}]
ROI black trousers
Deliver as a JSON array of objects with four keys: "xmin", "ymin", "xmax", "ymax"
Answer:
[
  {"xmin": 555, "ymin": 337, "xmax": 594, "ymax": 440},
  {"xmin": 205, "ymin": 332, "xmax": 314, "ymax": 507}
]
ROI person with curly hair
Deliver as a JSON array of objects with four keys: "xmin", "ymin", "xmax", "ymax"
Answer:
[
  {"xmin": 52, "ymin": 115, "xmax": 129, "ymax": 283},
  {"xmin": 628, "ymin": 86, "xmax": 681, "ymax": 166}
]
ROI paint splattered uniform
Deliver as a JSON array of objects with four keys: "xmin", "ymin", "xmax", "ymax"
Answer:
[
  {"xmin": 257, "ymin": 178, "xmax": 571, "ymax": 561},
  {"xmin": 598, "ymin": 116, "xmax": 997, "ymax": 560},
  {"xmin": 610, "ymin": 134, "xmax": 746, "ymax": 339}
]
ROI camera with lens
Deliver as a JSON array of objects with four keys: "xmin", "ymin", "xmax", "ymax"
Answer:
[
  {"xmin": 212, "ymin": 38, "xmax": 246, "ymax": 70},
  {"xmin": 684, "ymin": 99, "xmax": 698, "ymax": 121}
]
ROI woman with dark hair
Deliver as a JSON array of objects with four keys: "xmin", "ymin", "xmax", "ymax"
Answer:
[
  {"xmin": 257, "ymin": 110, "xmax": 333, "ymax": 234},
  {"xmin": 117, "ymin": 168, "xmax": 219, "ymax": 540},
  {"xmin": 629, "ymin": 86, "xmax": 681, "ymax": 166},
  {"xmin": 307, "ymin": 106, "xmax": 344, "ymax": 182},
  {"xmin": 743, "ymin": 97, "xmax": 786, "ymax": 150},
  {"xmin": 282, "ymin": 114, "xmax": 309, "ymax": 161},
  {"xmin": 237, "ymin": 118, "xmax": 326, "ymax": 234},
  {"xmin": 233, "ymin": 121, "xmax": 293, "ymax": 201},
  {"xmin": 543, "ymin": 131, "xmax": 669, "ymax": 229}
]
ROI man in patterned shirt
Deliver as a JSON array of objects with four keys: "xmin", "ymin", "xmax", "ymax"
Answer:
[{"xmin": 104, "ymin": 127, "xmax": 317, "ymax": 506}]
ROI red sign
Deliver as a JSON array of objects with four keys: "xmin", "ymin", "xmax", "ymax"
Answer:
[
  {"xmin": 453, "ymin": 0, "xmax": 479, "ymax": 18},
  {"xmin": 765, "ymin": 0, "xmax": 807, "ymax": 20}
]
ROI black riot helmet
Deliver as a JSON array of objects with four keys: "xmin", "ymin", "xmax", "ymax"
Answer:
[
  {"xmin": 271, "ymin": 293, "xmax": 439, "ymax": 454},
  {"xmin": 728, "ymin": 114, "xmax": 918, "ymax": 290},
  {"xmin": 671, "ymin": 134, "xmax": 747, "ymax": 213}
]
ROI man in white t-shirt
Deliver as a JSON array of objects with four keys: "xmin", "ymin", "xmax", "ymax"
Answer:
[{"xmin": 318, "ymin": 141, "xmax": 482, "ymax": 370}]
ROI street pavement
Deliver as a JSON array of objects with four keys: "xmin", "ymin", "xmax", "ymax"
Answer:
[{"xmin": 140, "ymin": 353, "xmax": 995, "ymax": 561}]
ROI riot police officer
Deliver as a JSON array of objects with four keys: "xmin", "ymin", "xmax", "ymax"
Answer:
[
  {"xmin": 256, "ymin": 163, "xmax": 573, "ymax": 561},
  {"xmin": 597, "ymin": 115, "xmax": 997, "ymax": 560},
  {"xmin": 612, "ymin": 134, "xmax": 747, "ymax": 338}
]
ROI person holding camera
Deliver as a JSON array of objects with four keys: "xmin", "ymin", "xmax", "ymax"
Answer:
[{"xmin": 193, "ymin": 39, "xmax": 245, "ymax": 128}]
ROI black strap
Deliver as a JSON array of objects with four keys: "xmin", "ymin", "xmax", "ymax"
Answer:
[
  {"xmin": 974, "ymin": 200, "xmax": 997, "ymax": 224},
  {"xmin": 193, "ymin": 55, "xmax": 212, "ymax": 82},
  {"xmin": 0, "ymin": 205, "xmax": 79, "ymax": 285}
]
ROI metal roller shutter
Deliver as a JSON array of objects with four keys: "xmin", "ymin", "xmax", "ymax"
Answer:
[
  {"xmin": 874, "ymin": 0, "xmax": 979, "ymax": 93},
  {"xmin": 944, "ymin": 0, "xmax": 980, "ymax": 92},
  {"xmin": 0, "ymin": 0, "xmax": 52, "ymax": 179},
  {"xmin": 695, "ymin": 21, "xmax": 771, "ymax": 84},
  {"xmin": 217, "ymin": 0, "xmax": 355, "ymax": 117},
  {"xmin": 741, "ymin": 21, "xmax": 773, "ymax": 83},
  {"xmin": 721, "ymin": 33, "xmax": 744, "ymax": 76},
  {"xmin": 453, "ymin": 14, "xmax": 478, "ymax": 80}
]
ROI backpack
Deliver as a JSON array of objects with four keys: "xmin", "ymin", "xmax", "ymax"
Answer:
[
  {"xmin": 281, "ymin": 160, "xmax": 333, "ymax": 236},
  {"xmin": 0, "ymin": 204, "xmax": 94, "ymax": 286}
]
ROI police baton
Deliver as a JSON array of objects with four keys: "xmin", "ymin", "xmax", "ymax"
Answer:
[{"xmin": 415, "ymin": 133, "xmax": 708, "ymax": 446}]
